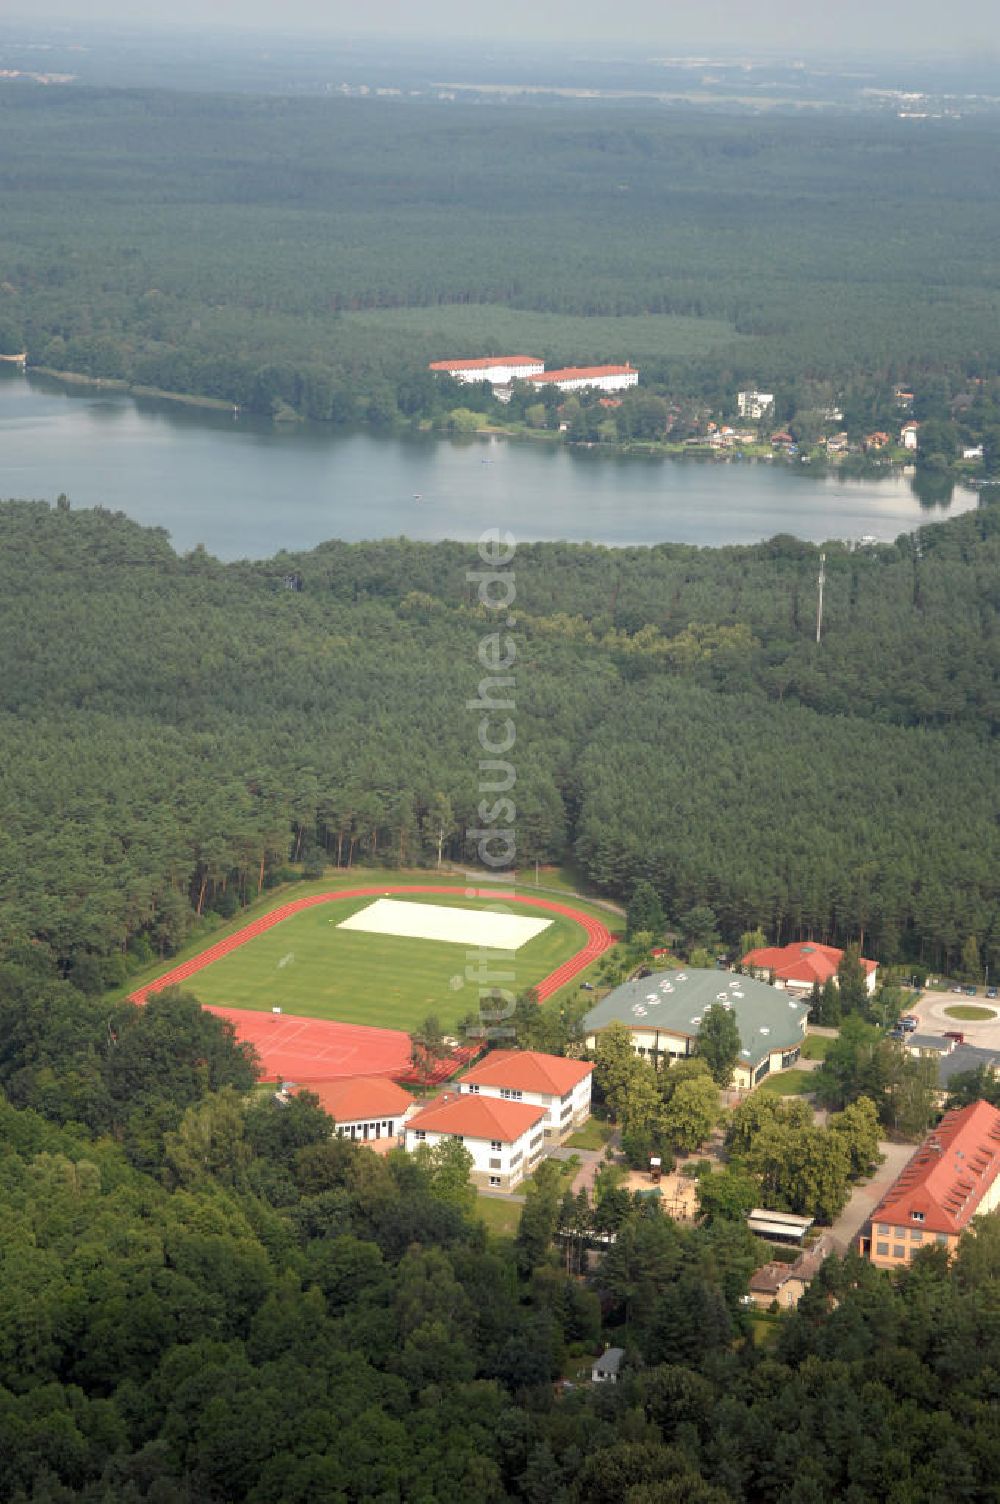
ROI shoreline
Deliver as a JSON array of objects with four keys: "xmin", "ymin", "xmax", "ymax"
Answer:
[
  {"xmin": 15, "ymin": 366, "xmax": 990, "ymax": 486},
  {"xmin": 27, "ymin": 366, "xmax": 237, "ymax": 412}
]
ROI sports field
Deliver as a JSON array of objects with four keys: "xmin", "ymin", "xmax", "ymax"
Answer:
[{"xmin": 132, "ymin": 885, "xmax": 613, "ymax": 1035}]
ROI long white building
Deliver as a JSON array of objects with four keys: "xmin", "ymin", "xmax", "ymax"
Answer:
[
  {"xmin": 429, "ymin": 355, "xmax": 544, "ymax": 386},
  {"xmin": 528, "ymin": 364, "xmax": 638, "ymax": 395}
]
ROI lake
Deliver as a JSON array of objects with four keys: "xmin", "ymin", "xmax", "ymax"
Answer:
[{"xmin": 0, "ymin": 368, "xmax": 980, "ymax": 559}]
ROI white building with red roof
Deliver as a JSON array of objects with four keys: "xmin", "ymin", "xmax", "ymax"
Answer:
[
  {"xmin": 428, "ymin": 355, "xmax": 544, "ymax": 386},
  {"xmin": 741, "ymin": 940, "xmax": 877, "ymax": 995},
  {"xmin": 456, "ymin": 1049, "xmax": 593, "ymax": 1143},
  {"xmin": 527, "ymin": 363, "xmax": 638, "ymax": 394},
  {"xmin": 295, "ymin": 1076, "xmax": 416, "ymax": 1146},
  {"xmin": 404, "ymin": 1091, "xmax": 548, "ymax": 1190},
  {"xmin": 860, "ymin": 1100, "xmax": 1000, "ymax": 1267}
]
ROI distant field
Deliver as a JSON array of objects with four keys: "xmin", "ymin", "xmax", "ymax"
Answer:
[
  {"xmin": 177, "ymin": 889, "xmax": 593, "ymax": 1033},
  {"xmin": 341, "ymin": 305, "xmax": 742, "ymax": 365}
]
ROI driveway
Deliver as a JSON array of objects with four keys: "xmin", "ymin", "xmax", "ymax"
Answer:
[
  {"xmin": 910, "ymin": 988, "xmax": 1000, "ymax": 1050},
  {"xmin": 827, "ymin": 1138, "xmax": 917, "ymax": 1253}
]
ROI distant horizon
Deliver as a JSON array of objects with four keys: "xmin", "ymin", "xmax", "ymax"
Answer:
[{"xmin": 2, "ymin": 7, "xmax": 998, "ymax": 62}]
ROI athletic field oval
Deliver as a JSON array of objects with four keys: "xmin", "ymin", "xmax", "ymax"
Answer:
[{"xmin": 130, "ymin": 878, "xmax": 616, "ymax": 1022}]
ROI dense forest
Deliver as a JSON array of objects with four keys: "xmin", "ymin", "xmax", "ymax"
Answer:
[
  {"xmin": 1, "ymin": 956, "xmax": 1000, "ymax": 1501},
  {"xmin": 1, "ymin": 499, "xmax": 997, "ymax": 991},
  {"xmin": 3, "ymin": 83, "xmax": 1000, "ymax": 443}
]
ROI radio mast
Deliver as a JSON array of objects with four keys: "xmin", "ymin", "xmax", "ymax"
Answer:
[{"xmin": 815, "ymin": 551, "xmax": 826, "ymax": 645}]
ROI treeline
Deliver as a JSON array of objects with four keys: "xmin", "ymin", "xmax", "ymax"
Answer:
[
  {"xmin": 0, "ymin": 501, "xmax": 997, "ymax": 988},
  {"xmin": 3, "ymin": 85, "xmax": 1000, "ymax": 428},
  {"xmin": 3, "ymin": 956, "xmax": 1000, "ymax": 1501}
]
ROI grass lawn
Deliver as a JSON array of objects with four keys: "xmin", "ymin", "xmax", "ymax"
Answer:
[
  {"xmin": 944, "ymin": 1004, "xmax": 997, "ymax": 1021},
  {"xmin": 175, "ymin": 887, "xmax": 597, "ymax": 1033},
  {"xmin": 801, "ymin": 1035, "xmax": 832, "ymax": 1061},
  {"xmin": 341, "ymin": 304, "xmax": 742, "ymax": 364},
  {"xmin": 749, "ymin": 1316, "xmax": 780, "ymax": 1347},
  {"xmin": 565, "ymin": 1120, "xmax": 615, "ymax": 1151},
  {"xmin": 756, "ymin": 1069, "xmax": 816, "ymax": 1096},
  {"xmin": 476, "ymin": 1195, "xmax": 522, "ymax": 1240}
]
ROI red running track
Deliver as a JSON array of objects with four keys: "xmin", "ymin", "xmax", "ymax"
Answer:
[{"xmin": 129, "ymin": 886, "xmax": 615, "ymax": 1082}]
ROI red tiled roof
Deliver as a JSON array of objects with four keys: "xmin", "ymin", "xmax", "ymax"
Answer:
[
  {"xmin": 459, "ymin": 1049, "xmax": 592, "ymax": 1097},
  {"xmin": 742, "ymin": 941, "xmax": 877, "ymax": 985},
  {"xmin": 406, "ymin": 1091, "xmax": 547, "ymax": 1143},
  {"xmin": 528, "ymin": 364, "xmax": 637, "ymax": 384},
  {"xmin": 428, "ymin": 355, "xmax": 541, "ymax": 372},
  {"xmin": 296, "ymin": 1076, "xmax": 414, "ymax": 1123},
  {"xmin": 872, "ymin": 1101, "xmax": 1000, "ymax": 1236}
]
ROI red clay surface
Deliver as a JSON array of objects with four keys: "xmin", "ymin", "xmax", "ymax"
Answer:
[{"xmin": 129, "ymin": 885, "xmax": 616, "ymax": 1083}]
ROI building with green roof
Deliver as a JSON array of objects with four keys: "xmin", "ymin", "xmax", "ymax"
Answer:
[{"xmin": 582, "ymin": 968, "xmax": 808, "ymax": 1090}]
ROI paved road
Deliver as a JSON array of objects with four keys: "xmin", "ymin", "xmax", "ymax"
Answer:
[
  {"xmin": 910, "ymin": 988, "xmax": 1000, "ymax": 1050},
  {"xmin": 827, "ymin": 1138, "xmax": 917, "ymax": 1253}
]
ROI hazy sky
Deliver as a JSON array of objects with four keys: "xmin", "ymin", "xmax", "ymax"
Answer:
[{"xmin": 14, "ymin": 0, "xmax": 1000, "ymax": 56}]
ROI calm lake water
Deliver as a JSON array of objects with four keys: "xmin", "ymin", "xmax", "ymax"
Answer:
[{"xmin": 0, "ymin": 368, "xmax": 980, "ymax": 559}]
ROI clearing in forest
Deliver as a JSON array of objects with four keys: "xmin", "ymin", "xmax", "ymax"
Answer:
[{"xmin": 138, "ymin": 887, "xmax": 610, "ymax": 1034}]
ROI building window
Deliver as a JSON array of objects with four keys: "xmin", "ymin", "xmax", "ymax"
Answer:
[
  {"xmin": 452, "ymin": 1135, "xmax": 464, "ymax": 1145},
  {"xmin": 489, "ymin": 1176, "xmax": 501, "ymax": 1187},
  {"xmin": 754, "ymin": 1058, "xmax": 771, "ymax": 1084},
  {"xmin": 878, "ymin": 1224, "xmax": 889, "ymax": 1235},
  {"xmin": 936, "ymin": 1234, "xmax": 949, "ymax": 1246},
  {"xmin": 911, "ymin": 1210, "xmax": 924, "ymax": 1222},
  {"xmin": 414, "ymin": 1130, "xmax": 426, "ymax": 1141},
  {"xmin": 911, "ymin": 1231, "xmax": 923, "ymax": 1243},
  {"xmin": 500, "ymin": 1088, "xmax": 522, "ymax": 1101},
  {"xmin": 467, "ymin": 1083, "xmax": 480, "ymax": 1094},
  {"xmin": 489, "ymin": 1158, "xmax": 501, "ymax": 1170},
  {"xmin": 876, "ymin": 1242, "xmax": 889, "ymax": 1256},
  {"xmin": 490, "ymin": 1140, "xmax": 502, "ymax": 1152},
  {"xmin": 893, "ymin": 1246, "xmax": 906, "ymax": 1259},
  {"xmin": 510, "ymin": 1152, "xmax": 522, "ymax": 1167}
]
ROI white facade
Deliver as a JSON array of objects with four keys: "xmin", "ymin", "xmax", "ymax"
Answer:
[
  {"xmin": 459, "ymin": 1072, "xmax": 592, "ymax": 1141},
  {"xmin": 430, "ymin": 357, "xmax": 544, "ymax": 387},
  {"xmin": 528, "ymin": 365, "xmax": 639, "ymax": 395},
  {"xmin": 901, "ymin": 423, "xmax": 919, "ymax": 450},
  {"xmin": 737, "ymin": 390, "xmax": 774, "ymax": 420},
  {"xmin": 404, "ymin": 1113, "xmax": 546, "ymax": 1190},
  {"xmin": 335, "ymin": 1102, "xmax": 416, "ymax": 1143}
]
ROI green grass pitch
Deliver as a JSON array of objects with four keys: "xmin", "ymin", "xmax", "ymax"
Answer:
[{"xmin": 183, "ymin": 892, "xmax": 591, "ymax": 1033}]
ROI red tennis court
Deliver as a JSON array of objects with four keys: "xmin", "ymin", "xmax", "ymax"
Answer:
[{"xmin": 205, "ymin": 1006, "xmax": 412, "ymax": 1083}]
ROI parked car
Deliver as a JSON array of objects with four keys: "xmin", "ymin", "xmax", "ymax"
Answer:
[
  {"xmin": 987, "ymin": 987, "xmax": 998, "ymax": 1000},
  {"xmin": 943, "ymin": 1031, "xmax": 966, "ymax": 1045},
  {"xmin": 953, "ymin": 986, "xmax": 967, "ymax": 995},
  {"xmin": 966, "ymin": 986, "xmax": 979, "ymax": 997},
  {"xmin": 900, "ymin": 1015, "xmax": 919, "ymax": 1032}
]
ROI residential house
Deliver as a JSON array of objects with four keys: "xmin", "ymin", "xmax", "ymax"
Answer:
[
  {"xmin": 864, "ymin": 431, "xmax": 891, "ymax": 451},
  {"xmin": 591, "ymin": 1347, "xmax": 625, "ymax": 1383},
  {"xmin": 741, "ymin": 940, "xmax": 877, "ymax": 996},
  {"xmin": 456, "ymin": 1050, "xmax": 593, "ymax": 1142},
  {"xmin": 770, "ymin": 429, "xmax": 795, "ymax": 448},
  {"xmin": 404, "ymin": 1091, "xmax": 547, "ymax": 1190},
  {"xmin": 859, "ymin": 1100, "xmax": 1000, "ymax": 1267},
  {"xmin": 963, "ymin": 444, "xmax": 984, "ymax": 460},
  {"xmin": 900, "ymin": 421, "xmax": 920, "ymax": 450},
  {"xmin": 581, "ymin": 969, "xmax": 807, "ymax": 1091},
  {"xmin": 737, "ymin": 390, "xmax": 774, "ymax": 421},
  {"xmin": 747, "ymin": 1234, "xmax": 835, "ymax": 1310}
]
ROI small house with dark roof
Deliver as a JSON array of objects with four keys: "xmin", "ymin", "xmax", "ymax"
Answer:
[
  {"xmin": 748, "ymin": 1234, "xmax": 835, "ymax": 1310},
  {"xmin": 581, "ymin": 969, "xmax": 807, "ymax": 1090},
  {"xmin": 859, "ymin": 1100, "xmax": 1000, "ymax": 1267}
]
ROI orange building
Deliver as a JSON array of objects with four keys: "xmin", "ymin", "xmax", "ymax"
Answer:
[{"xmin": 860, "ymin": 1100, "xmax": 1000, "ymax": 1268}]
